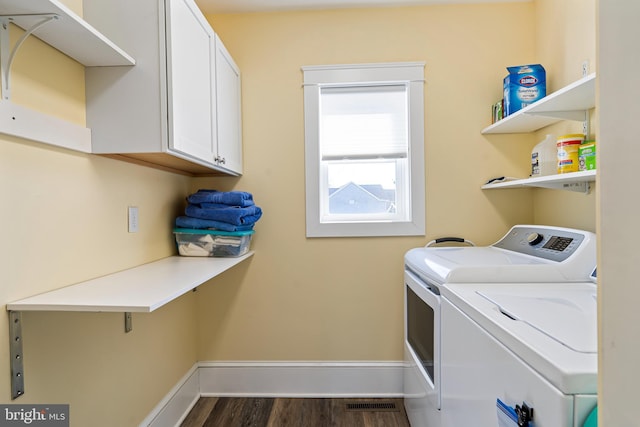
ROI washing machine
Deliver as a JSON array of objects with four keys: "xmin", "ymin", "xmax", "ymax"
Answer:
[
  {"xmin": 403, "ymin": 225, "xmax": 596, "ymax": 427},
  {"xmin": 440, "ymin": 273, "xmax": 597, "ymax": 427}
]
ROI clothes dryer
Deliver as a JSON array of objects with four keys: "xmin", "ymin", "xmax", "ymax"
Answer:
[{"xmin": 403, "ymin": 225, "xmax": 596, "ymax": 427}]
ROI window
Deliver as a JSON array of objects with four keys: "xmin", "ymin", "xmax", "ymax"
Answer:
[{"xmin": 302, "ymin": 63, "xmax": 425, "ymax": 237}]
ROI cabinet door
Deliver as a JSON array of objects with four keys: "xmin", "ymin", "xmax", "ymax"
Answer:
[
  {"xmin": 165, "ymin": 0, "xmax": 216, "ymax": 164},
  {"xmin": 214, "ymin": 35, "xmax": 243, "ymax": 174}
]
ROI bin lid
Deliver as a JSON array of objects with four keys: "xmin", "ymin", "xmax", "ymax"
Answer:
[{"xmin": 173, "ymin": 228, "xmax": 254, "ymax": 236}]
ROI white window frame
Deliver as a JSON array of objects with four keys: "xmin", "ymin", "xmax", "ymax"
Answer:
[{"xmin": 302, "ymin": 62, "xmax": 426, "ymax": 237}]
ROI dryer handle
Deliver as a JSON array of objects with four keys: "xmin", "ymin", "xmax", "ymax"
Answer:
[{"xmin": 426, "ymin": 237, "xmax": 475, "ymax": 247}]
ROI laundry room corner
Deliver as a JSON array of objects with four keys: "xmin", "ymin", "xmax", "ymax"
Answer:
[{"xmin": 193, "ymin": 2, "xmax": 538, "ymax": 393}]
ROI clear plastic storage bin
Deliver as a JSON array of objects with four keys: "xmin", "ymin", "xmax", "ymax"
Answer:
[{"xmin": 173, "ymin": 228, "xmax": 253, "ymax": 257}]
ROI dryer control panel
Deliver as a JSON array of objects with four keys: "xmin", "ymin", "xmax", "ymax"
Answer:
[{"xmin": 492, "ymin": 225, "xmax": 591, "ymax": 263}]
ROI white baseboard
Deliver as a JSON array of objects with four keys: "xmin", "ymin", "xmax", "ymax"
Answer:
[
  {"xmin": 141, "ymin": 360, "xmax": 403, "ymax": 427},
  {"xmin": 198, "ymin": 361, "xmax": 404, "ymax": 397},
  {"xmin": 141, "ymin": 364, "xmax": 200, "ymax": 427}
]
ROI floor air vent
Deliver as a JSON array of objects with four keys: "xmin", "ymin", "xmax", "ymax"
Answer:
[{"xmin": 345, "ymin": 402, "xmax": 399, "ymax": 412}]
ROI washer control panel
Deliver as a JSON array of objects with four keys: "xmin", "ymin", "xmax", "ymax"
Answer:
[{"xmin": 493, "ymin": 225, "xmax": 588, "ymax": 262}]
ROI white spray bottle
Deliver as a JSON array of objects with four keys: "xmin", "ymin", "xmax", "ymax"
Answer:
[{"xmin": 531, "ymin": 134, "xmax": 556, "ymax": 176}]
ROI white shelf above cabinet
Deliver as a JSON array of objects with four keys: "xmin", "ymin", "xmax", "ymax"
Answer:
[
  {"xmin": 482, "ymin": 170, "xmax": 596, "ymax": 193},
  {"xmin": 0, "ymin": 101, "xmax": 91, "ymax": 151},
  {"xmin": 482, "ymin": 73, "xmax": 596, "ymax": 134},
  {"xmin": 0, "ymin": 0, "xmax": 135, "ymax": 66},
  {"xmin": 0, "ymin": 0, "xmax": 136, "ymax": 157},
  {"xmin": 6, "ymin": 253, "xmax": 253, "ymax": 313}
]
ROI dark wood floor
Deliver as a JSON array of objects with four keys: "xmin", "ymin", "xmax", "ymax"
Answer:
[{"xmin": 180, "ymin": 397, "xmax": 410, "ymax": 427}]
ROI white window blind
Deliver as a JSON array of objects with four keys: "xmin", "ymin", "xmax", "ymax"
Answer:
[{"xmin": 320, "ymin": 85, "xmax": 408, "ymax": 160}]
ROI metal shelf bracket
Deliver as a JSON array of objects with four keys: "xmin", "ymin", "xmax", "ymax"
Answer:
[
  {"xmin": 7, "ymin": 310, "xmax": 135, "ymax": 400},
  {"xmin": 9, "ymin": 311, "xmax": 24, "ymax": 399},
  {"xmin": 562, "ymin": 180, "xmax": 591, "ymax": 194},
  {"xmin": 0, "ymin": 14, "xmax": 59, "ymax": 100},
  {"xmin": 583, "ymin": 110, "xmax": 591, "ymax": 138},
  {"xmin": 124, "ymin": 312, "xmax": 133, "ymax": 333},
  {"xmin": 531, "ymin": 181, "xmax": 591, "ymax": 193}
]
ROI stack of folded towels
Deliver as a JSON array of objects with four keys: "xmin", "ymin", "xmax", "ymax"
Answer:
[{"xmin": 175, "ymin": 189, "xmax": 262, "ymax": 232}]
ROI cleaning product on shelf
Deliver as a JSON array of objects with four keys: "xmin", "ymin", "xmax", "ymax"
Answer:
[
  {"xmin": 503, "ymin": 64, "xmax": 546, "ymax": 116},
  {"xmin": 531, "ymin": 134, "xmax": 556, "ymax": 177},
  {"xmin": 579, "ymin": 140, "xmax": 597, "ymax": 171},
  {"xmin": 557, "ymin": 134, "xmax": 585, "ymax": 173}
]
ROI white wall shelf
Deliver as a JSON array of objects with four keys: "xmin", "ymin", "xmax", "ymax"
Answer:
[
  {"xmin": 482, "ymin": 73, "xmax": 596, "ymax": 134},
  {"xmin": 0, "ymin": 0, "xmax": 135, "ymax": 158},
  {"xmin": 6, "ymin": 252, "xmax": 253, "ymax": 399},
  {"xmin": 0, "ymin": 0, "xmax": 135, "ymax": 66},
  {"xmin": 481, "ymin": 73, "xmax": 597, "ymax": 194},
  {"xmin": 7, "ymin": 253, "xmax": 253, "ymax": 313},
  {"xmin": 482, "ymin": 170, "xmax": 596, "ymax": 193}
]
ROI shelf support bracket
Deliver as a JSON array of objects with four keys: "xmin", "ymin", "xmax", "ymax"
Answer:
[
  {"xmin": 531, "ymin": 181, "xmax": 591, "ymax": 193},
  {"xmin": 8, "ymin": 311, "xmax": 25, "ymax": 399},
  {"xmin": 7, "ymin": 310, "xmax": 134, "ymax": 400},
  {"xmin": 124, "ymin": 312, "xmax": 133, "ymax": 333},
  {"xmin": 0, "ymin": 14, "xmax": 59, "ymax": 100},
  {"xmin": 582, "ymin": 110, "xmax": 591, "ymax": 139}
]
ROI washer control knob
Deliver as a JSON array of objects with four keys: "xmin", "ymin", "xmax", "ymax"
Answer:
[{"xmin": 527, "ymin": 232, "xmax": 544, "ymax": 246}]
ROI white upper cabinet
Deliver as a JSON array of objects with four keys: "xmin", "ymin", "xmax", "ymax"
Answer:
[
  {"xmin": 85, "ymin": 0, "xmax": 242, "ymax": 176},
  {"xmin": 165, "ymin": 0, "xmax": 216, "ymax": 164},
  {"xmin": 214, "ymin": 34, "xmax": 243, "ymax": 174}
]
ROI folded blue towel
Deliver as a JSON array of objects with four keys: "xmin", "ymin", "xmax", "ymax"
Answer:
[
  {"xmin": 187, "ymin": 190, "xmax": 254, "ymax": 207},
  {"xmin": 199, "ymin": 203, "xmax": 238, "ymax": 209},
  {"xmin": 185, "ymin": 204, "xmax": 262, "ymax": 226},
  {"xmin": 175, "ymin": 216, "xmax": 255, "ymax": 232}
]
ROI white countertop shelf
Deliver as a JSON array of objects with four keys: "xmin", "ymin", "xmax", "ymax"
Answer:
[
  {"xmin": 7, "ymin": 253, "xmax": 253, "ymax": 313},
  {"xmin": 482, "ymin": 170, "xmax": 596, "ymax": 192},
  {"xmin": 0, "ymin": 0, "xmax": 135, "ymax": 66},
  {"xmin": 482, "ymin": 73, "xmax": 596, "ymax": 134}
]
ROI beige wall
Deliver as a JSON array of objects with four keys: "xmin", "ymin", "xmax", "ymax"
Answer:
[
  {"xmin": 532, "ymin": 0, "xmax": 597, "ymax": 231},
  {"xmin": 0, "ymin": 15, "xmax": 196, "ymax": 427},
  {"xmin": 197, "ymin": 3, "xmax": 536, "ymax": 362}
]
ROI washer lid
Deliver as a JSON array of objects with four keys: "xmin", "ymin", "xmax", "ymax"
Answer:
[
  {"xmin": 404, "ymin": 246, "xmax": 558, "ymax": 285},
  {"xmin": 442, "ymin": 282, "xmax": 598, "ymax": 394},
  {"xmin": 477, "ymin": 289, "xmax": 597, "ymax": 353}
]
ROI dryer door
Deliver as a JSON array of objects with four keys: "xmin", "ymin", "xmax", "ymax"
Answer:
[{"xmin": 405, "ymin": 270, "xmax": 441, "ymax": 409}]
